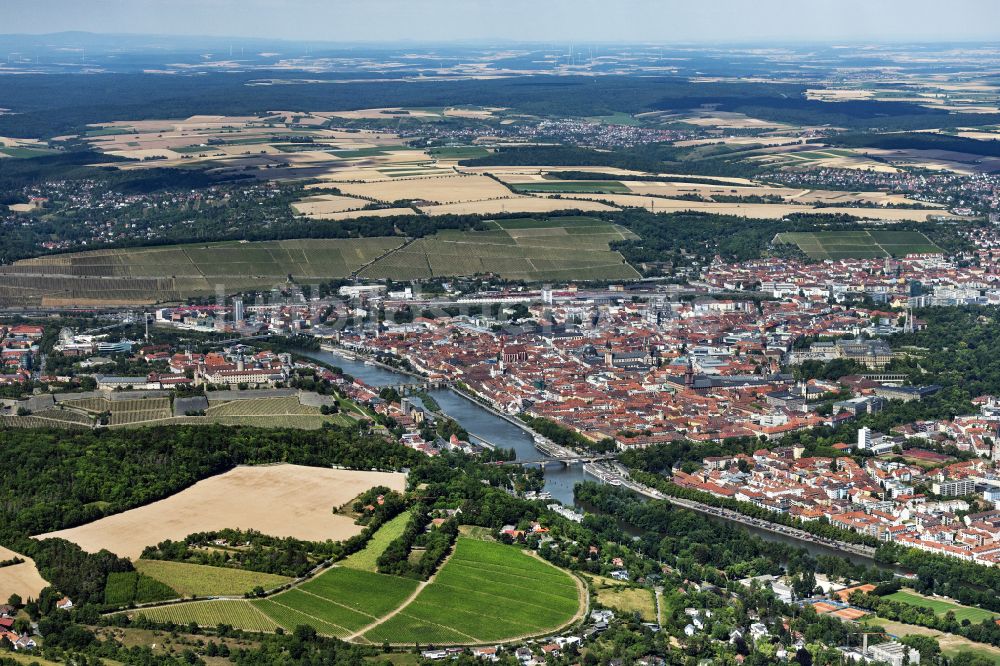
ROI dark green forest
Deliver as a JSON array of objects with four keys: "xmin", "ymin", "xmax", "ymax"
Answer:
[{"xmin": 2, "ymin": 73, "xmax": 995, "ymax": 139}]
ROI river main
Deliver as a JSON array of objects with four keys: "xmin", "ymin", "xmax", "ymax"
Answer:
[
  {"xmin": 299, "ymin": 348, "xmax": 591, "ymax": 505},
  {"xmin": 299, "ymin": 347, "xmax": 882, "ymax": 566}
]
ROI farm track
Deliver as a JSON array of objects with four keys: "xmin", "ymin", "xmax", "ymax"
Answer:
[
  {"xmin": 261, "ymin": 597, "xmax": 353, "ymax": 636},
  {"xmin": 350, "ymin": 237, "xmax": 416, "ymax": 278},
  {"xmin": 296, "ymin": 587, "xmax": 379, "ymax": 620},
  {"xmin": 376, "ymin": 549, "xmax": 590, "ymax": 647},
  {"xmin": 345, "ymin": 544, "xmax": 455, "ymax": 641}
]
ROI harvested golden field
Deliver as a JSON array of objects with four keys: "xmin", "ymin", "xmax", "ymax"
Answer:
[
  {"xmin": 316, "ymin": 207, "xmax": 417, "ymax": 221},
  {"xmin": 622, "ymin": 182, "xmax": 804, "ymax": 198},
  {"xmin": 323, "ymin": 107, "xmax": 442, "ymax": 119},
  {"xmin": 954, "ymin": 130, "xmax": 1000, "ymax": 141},
  {"xmin": 861, "ymin": 148, "xmax": 1000, "ymax": 175},
  {"xmin": 542, "ymin": 193, "xmax": 953, "ymax": 221},
  {"xmin": 107, "ymin": 148, "xmax": 184, "ymax": 161},
  {"xmin": 623, "ymin": 181, "xmax": 938, "ymax": 208},
  {"xmin": 419, "ymin": 196, "xmax": 616, "ymax": 216},
  {"xmin": 805, "ymin": 88, "xmax": 876, "ymax": 102},
  {"xmin": 335, "ymin": 174, "xmax": 511, "ymax": 204},
  {"xmin": 673, "ymin": 136, "xmax": 805, "ymax": 148},
  {"xmin": 795, "ymin": 190, "xmax": 942, "ymax": 207},
  {"xmin": 292, "ymin": 194, "xmax": 370, "ymax": 217},
  {"xmin": 0, "ymin": 546, "xmax": 48, "ymax": 600},
  {"xmin": 442, "ymin": 106, "xmax": 504, "ymax": 118},
  {"xmin": 37, "ymin": 464, "xmax": 407, "ymax": 559},
  {"xmin": 677, "ymin": 112, "xmax": 792, "ymax": 129}
]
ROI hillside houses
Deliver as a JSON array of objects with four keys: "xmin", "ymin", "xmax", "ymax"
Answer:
[{"xmin": 675, "ymin": 448, "xmax": 1000, "ymax": 566}]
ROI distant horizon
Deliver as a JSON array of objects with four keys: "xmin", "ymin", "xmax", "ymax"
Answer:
[
  {"xmin": 1, "ymin": 29, "xmax": 999, "ymax": 48},
  {"xmin": 5, "ymin": 0, "xmax": 1000, "ymax": 44}
]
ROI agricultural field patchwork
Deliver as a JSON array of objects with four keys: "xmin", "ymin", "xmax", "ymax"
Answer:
[{"xmin": 773, "ymin": 230, "xmax": 943, "ymax": 259}]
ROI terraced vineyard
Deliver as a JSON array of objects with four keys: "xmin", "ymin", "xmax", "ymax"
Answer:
[
  {"xmin": 32, "ymin": 408, "xmax": 94, "ymax": 426},
  {"xmin": 61, "ymin": 397, "xmax": 111, "ymax": 413},
  {"xmin": 275, "ymin": 567, "xmax": 419, "ymax": 638},
  {"xmin": 135, "ymin": 560, "xmax": 293, "ymax": 598},
  {"xmin": 0, "ymin": 414, "xmax": 91, "ymax": 429},
  {"xmin": 206, "ymin": 397, "xmax": 319, "ymax": 417},
  {"xmin": 108, "ymin": 398, "xmax": 172, "ymax": 426},
  {"xmin": 130, "ymin": 538, "xmax": 582, "ymax": 645},
  {"xmin": 360, "ymin": 217, "xmax": 641, "ymax": 281},
  {"xmin": 0, "ymin": 238, "xmax": 405, "ymax": 306},
  {"xmin": 773, "ymin": 230, "xmax": 942, "ymax": 259},
  {"xmin": 135, "ymin": 600, "xmax": 279, "ymax": 632},
  {"xmin": 0, "ymin": 216, "xmax": 644, "ymax": 305},
  {"xmin": 8, "ymin": 396, "xmax": 346, "ymax": 430},
  {"xmin": 201, "ymin": 415, "xmax": 338, "ymax": 429},
  {"xmin": 362, "ymin": 538, "xmax": 581, "ymax": 645}
]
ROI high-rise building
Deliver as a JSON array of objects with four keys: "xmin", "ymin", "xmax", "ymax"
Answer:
[{"xmin": 232, "ymin": 298, "xmax": 245, "ymax": 323}]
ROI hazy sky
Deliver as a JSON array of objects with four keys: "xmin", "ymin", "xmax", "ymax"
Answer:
[{"xmin": 5, "ymin": 0, "xmax": 1000, "ymax": 43}]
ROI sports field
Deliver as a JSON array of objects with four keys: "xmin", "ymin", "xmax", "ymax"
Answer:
[
  {"xmin": 130, "ymin": 538, "xmax": 582, "ymax": 645},
  {"xmin": 360, "ymin": 217, "xmax": 641, "ymax": 281},
  {"xmin": 773, "ymin": 230, "xmax": 943, "ymax": 259},
  {"xmin": 885, "ymin": 589, "xmax": 998, "ymax": 624},
  {"xmin": 135, "ymin": 560, "xmax": 293, "ymax": 598}
]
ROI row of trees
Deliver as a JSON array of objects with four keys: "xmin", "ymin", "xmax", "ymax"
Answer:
[{"xmin": 375, "ymin": 506, "xmax": 459, "ymax": 580}]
